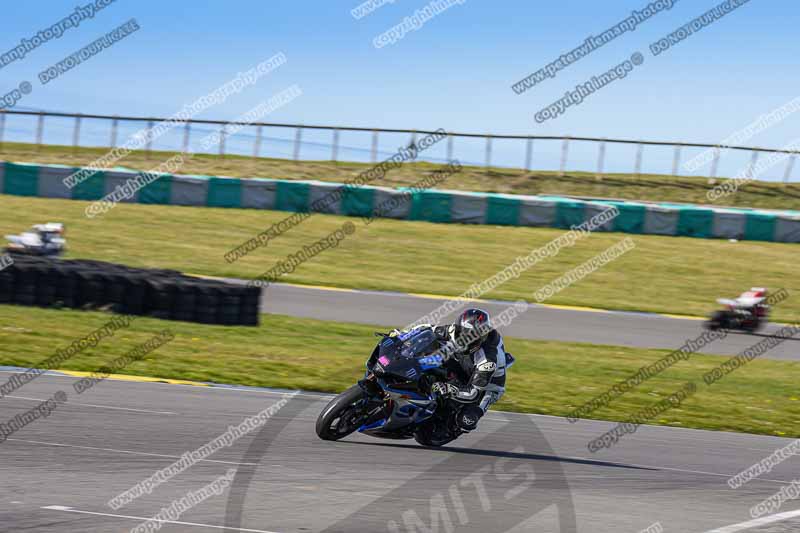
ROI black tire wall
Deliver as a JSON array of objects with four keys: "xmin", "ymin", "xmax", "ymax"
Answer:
[{"xmin": 0, "ymin": 255, "xmax": 261, "ymax": 326}]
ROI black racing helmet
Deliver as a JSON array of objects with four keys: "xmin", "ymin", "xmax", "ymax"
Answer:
[{"xmin": 455, "ymin": 308, "xmax": 492, "ymax": 353}]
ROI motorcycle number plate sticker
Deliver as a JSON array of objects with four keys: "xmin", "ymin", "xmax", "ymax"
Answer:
[{"xmin": 418, "ymin": 354, "xmax": 444, "ymax": 369}]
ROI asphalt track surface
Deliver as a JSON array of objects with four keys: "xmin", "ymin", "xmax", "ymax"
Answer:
[
  {"xmin": 2, "ymin": 370, "xmax": 800, "ymax": 533},
  {"xmin": 259, "ymin": 283, "xmax": 800, "ymax": 361}
]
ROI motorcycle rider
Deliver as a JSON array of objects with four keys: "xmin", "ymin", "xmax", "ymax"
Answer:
[
  {"xmin": 707, "ymin": 287, "xmax": 771, "ymax": 332},
  {"xmin": 733, "ymin": 287, "xmax": 770, "ymax": 318},
  {"xmin": 391, "ymin": 308, "xmax": 510, "ymax": 432}
]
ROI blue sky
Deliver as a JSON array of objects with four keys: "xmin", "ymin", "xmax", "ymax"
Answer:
[{"xmin": 2, "ymin": 0, "xmax": 798, "ymax": 177}]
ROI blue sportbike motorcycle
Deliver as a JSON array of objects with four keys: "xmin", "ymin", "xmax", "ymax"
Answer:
[{"xmin": 315, "ymin": 328, "xmax": 511, "ymax": 447}]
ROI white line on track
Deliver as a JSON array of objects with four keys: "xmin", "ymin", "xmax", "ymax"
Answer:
[
  {"xmin": 8, "ymin": 438, "xmax": 258, "ymax": 466},
  {"xmin": 41, "ymin": 506, "xmax": 281, "ymax": 532},
  {"xmin": 703, "ymin": 509, "xmax": 800, "ymax": 532},
  {"xmin": 3, "ymin": 394, "xmax": 177, "ymax": 415}
]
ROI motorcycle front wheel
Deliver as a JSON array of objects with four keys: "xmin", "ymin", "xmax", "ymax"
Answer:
[
  {"xmin": 316, "ymin": 385, "xmax": 369, "ymax": 441},
  {"xmin": 705, "ymin": 310, "xmax": 728, "ymax": 331}
]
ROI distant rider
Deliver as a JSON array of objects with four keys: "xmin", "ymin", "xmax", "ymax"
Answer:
[{"xmin": 732, "ymin": 287, "xmax": 770, "ymax": 319}]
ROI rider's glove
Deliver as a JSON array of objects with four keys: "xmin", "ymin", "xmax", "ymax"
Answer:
[{"xmin": 431, "ymin": 382, "xmax": 459, "ymax": 398}]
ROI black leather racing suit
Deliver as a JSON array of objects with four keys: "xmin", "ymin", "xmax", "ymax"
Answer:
[{"xmin": 427, "ymin": 323, "xmax": 510, "ymax": 414}]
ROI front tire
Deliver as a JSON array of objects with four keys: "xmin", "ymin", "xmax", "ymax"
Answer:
[
  {"xmin": 316, "ymin": 385, "xmax": 368, "ymax": 441},
  {"xmin": 705, "ymin": 310, "xmax": 728, "ymax": 331}
]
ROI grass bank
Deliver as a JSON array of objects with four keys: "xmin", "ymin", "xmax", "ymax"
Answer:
[{"xmin": 0, "ymin": 194, "xmax": 798, "ymax": 321}]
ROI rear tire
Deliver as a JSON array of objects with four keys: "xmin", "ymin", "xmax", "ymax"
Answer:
[
  {"xmin": 414, "ymin": 420, "xmax": 456, "ymax": 447},
  {"xmin": 316, "ymin": 385, "xmax": 368, "ymax": 441},
  {"xmin": 744, "ymin": 318, "xmax": 763, "ymax": 333}
]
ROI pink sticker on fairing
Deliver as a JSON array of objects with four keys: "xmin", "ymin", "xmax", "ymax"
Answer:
[{"xmin": 378, "ymin": 356, "xmax": 390, "ymax": 365}]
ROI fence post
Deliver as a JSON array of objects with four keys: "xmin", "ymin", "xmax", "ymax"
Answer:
[
  {"xmin": 783, "ymin": 154, "xmax": 796, "ymax": 184},
  {"xmin": 182, "ymin": 121, "xmax": 191, "ymax": 153},
  {"xmin": 110, "ymin": 116, "xmax": 119, "ymax": 148},
  {"xmin": 72, "ymin": 113, "xmax": 82, "ymax": 153},
  {"xmin": 671, "ymin": 144, "xmax": 682, "ymax": 176},
  {"xmin": 219, "ymin": 124, "xmax": 227, "ymax": 157},
  {"xmin": 293, "ymin": 126, "xmax": 303, "ymax": 161},
  {"xmin": 371, "ymin": 129, "xmax": 378, "ymax": 163},
  {"xmin": 525, "ymin": 137, "xmax": 533, "ymax": 172},
  {"xmin": 559, "ymin": 136, "xmax": 570, "ymax": 177},
  {"xmin": 746, "ymin": 151, "xmax": 760, "ymax": 180},
  {"xmin": 596, "ymin": 139, "xmax": 606, "ymax": 179},
  {"xmin": 331, "ymin": 128, "xmax": 339, "ymax": 162},
  {"xmin": 634, "ymin": 142, "xmax": 643, "ymax": 177},
  {"xmin": 446, "ymin": 133, "xmax": 453, "ymax": 162},
  {"xmin": 145, "ymin": 120, "xmax": 154, "ymax": 155},
  {"xmin": 710, "ymin": 147, "xmax": 720, "ymax": 178},
  {"xmin": 484, "ymin": 135, "xmax": 492, "ymax": 171},
  {"xmin": 35, "ymin": 111, "xmax": 44, "ymax": 151},
  {"xmin": 0, "ymin": 111, "xmax": 5, "ymax": 153},
  {"xmin": 253, "ymin": 125, "xmax": 263, "ymax": 158}
]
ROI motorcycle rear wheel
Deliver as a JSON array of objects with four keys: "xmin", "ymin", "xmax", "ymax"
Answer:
[
  {"xmin": 414, "ymin": 420, "xmax": 457, "ymax": 447},
  {"xmin": 316, "ymin": 385, "xmax": 368, "ymax": 441},
  {"xmin": 743, "ymin": 319, "xmax": 763, "ymax": 333}
]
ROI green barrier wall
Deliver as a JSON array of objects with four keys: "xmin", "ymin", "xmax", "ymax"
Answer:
[{"xmin": 3, "ymin": 161, "xmax": 799, "ymax": 244}]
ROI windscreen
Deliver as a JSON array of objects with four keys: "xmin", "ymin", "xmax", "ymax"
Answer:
[{"xmin": 398, "ymin": 329, "xmax": 438, "ymax": 358}]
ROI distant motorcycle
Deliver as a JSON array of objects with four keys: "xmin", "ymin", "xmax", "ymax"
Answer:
[
  {"xmin": 4, "ymin": 223, "xmax": 66, "ymax": 257},
  {"xmin": 705, "ymin": 288, "xmax": 769, "ymax": 332},
  {"xmin": 316, "ymin": 328, "xmax": 513, "ymax": 447}
]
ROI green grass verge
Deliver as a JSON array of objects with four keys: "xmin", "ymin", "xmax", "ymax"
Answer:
[
  {"xmin": 1, "ymin": 194, "xmax": 798, "ymax": 322},
  {"xmin": 1, "ymin": 305, "xmax": 798, "ymax": 438},
  {"xmin": 3, "ymin": 141, "xmax": 800, "ymax": 210}
]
